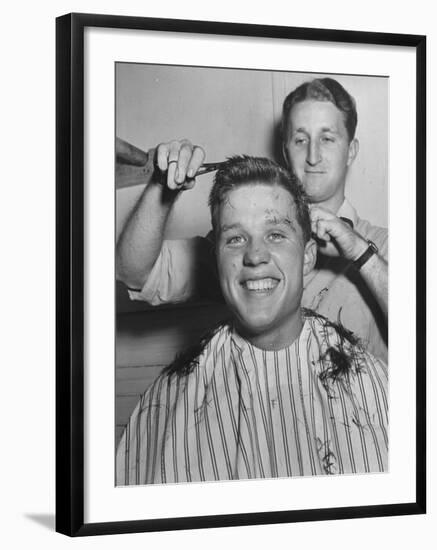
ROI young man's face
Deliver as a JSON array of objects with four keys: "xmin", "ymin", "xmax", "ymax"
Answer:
[
  {"xmin": 215, "ymin": 183, "xmax": 316, "ymax": 347},
  {"xmin": 283, "ymin": 99, "xmax": 358, "ymax": 210}
]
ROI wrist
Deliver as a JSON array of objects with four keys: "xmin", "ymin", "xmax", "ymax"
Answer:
[
  {"xmin": 146, "ymin": 177, "xmax": 181, "ymax": 210},
  {"xmin": 351, "ymin": 240, "xmax": 379, "ymax": 270},
  {"xmin": 347, "ymin": 236, "xmax": 369, "ymax": 262}
]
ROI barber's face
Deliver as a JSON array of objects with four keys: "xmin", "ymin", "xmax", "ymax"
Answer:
[
  {"xmin": 216, "ymin": 184, "xmax": 315, "ymax": 344},
  {"xmin": 283, "ymin": 100, "xmax": 358, "ymax": 208}
]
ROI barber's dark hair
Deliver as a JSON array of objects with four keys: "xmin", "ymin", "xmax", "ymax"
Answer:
[
  {"xmin": 208, "ymin": 155, "xmax": 311, "ymax": 242},
  {"xmin": 282, "ymin": 77, "xmax": 358, "ymax": 143}
]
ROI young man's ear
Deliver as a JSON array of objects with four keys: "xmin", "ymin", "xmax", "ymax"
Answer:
[
  {"xmin": 347, "ymin": 138, "xmax": 359, "ymax": 167},
  {"xmin": 303, "ymin": 238, "xmax": 317, "ymax": 275}
]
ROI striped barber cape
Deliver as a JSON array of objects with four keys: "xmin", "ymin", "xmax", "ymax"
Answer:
[{"xmin": 116, "ymin": 313, "xmax": 388, "ymax": 485}]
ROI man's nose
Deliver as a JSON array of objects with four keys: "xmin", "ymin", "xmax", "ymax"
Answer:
[
  {"xmin": 306, "ymin": 140, "xmax": 321, "ymax": 166},
  {"xmin": 243, "ymin": 239, "xmax": 270, "ymax": 266}
]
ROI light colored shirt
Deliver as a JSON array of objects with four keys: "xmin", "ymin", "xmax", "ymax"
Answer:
[
  {"xmin": 128, "ymin": 200, "xmax": 388, "ymax": 361},
  {"xmin": 302, "ymin": 200, "xmax": 388, "ymax": 362},
  {"xmin": 116, "ymin": 313, "xmax": 388, "ymax": 485}
]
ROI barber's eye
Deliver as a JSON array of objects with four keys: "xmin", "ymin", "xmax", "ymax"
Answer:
[
  {"xmin": 321, "ymin": 136, "xmax": 335, "ymax": 143},
  {"xmin": 294, "ymin": 137, "xmax": 307, "ymax": 145},
  {"xmin": 226, "ymin": 235, "xmax": 245, "ymax": 246}
]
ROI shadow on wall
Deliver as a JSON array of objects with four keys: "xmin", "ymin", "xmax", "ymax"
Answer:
[{"xmin": 24, "ymin": 514, "xmax": 55, "ymax": 531}]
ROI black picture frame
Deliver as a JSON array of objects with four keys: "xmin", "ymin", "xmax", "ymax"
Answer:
[{"xmin": 56, "ymin": 12, "xmax": 426, "ymax": 537}]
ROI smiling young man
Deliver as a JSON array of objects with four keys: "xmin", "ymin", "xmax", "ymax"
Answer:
[
  {"xmin": 116, "ymin": 78, "xmax": 388, "ymax": 362},
  {"xmin": 210, "ymin": 158, "xmax": 316, "ymax": 351},
  {"xmin": 116, "ymin": 157, "xmax": 388, "ymax": 485}
]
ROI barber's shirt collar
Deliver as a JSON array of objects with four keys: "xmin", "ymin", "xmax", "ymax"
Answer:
[{"xmin": 336, "ymin": 198, "xmax": 358, "ymax": 228}]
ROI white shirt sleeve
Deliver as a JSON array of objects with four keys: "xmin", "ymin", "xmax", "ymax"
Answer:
[{"xmin": 128, "ymin": 236, "xmax": 215, "ymax": 305}]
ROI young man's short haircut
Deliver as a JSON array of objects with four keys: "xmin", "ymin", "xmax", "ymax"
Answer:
[{"xmin": 208, "ymin": 155, "xmax": 311, "ymax": 243}]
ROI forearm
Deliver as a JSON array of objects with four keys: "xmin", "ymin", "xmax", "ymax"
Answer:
[
  {"xmin": 116, "ymin": 180, "xmax": 180, "ymax": 289},
  {"xmin": 310, "ymin": 206, "xmax": 389, "ymax": 320},
  {"xmin": 358, "ymin": 253, "xmax": 388, "ymax": 319},
  {"xmin": 116, "ymin": 138, "xmax": 206, "ymax": 290}
]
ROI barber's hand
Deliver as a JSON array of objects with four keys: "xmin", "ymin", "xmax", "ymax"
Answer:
[
  {"xmin": 155, "ymin": 139, "xmax": 206, "ymax": 191},
  {"xmin": 310, "ymin": 205, "xmax": 368, "ymax": 260}
]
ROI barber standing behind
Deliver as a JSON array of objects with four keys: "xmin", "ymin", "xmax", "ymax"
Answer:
[{"xmin": 116, "ymin": 78, "xmax": 388, "ymax": 362}]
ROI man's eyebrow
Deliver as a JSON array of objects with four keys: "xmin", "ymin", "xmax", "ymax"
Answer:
[
  {"xmin": 320, "ymin": 126, "xmax": 340, "ymax": 133},
  {"xmin": 265, "ymin": 216, "xmax": 297, "ymax": 231},
  {"xmin": 219, "ymin": 217, "xmax": 298, "ymax": 232},
  {"xmin": 220, "ymin": 222, "xmax": 242, "ymax": 233},
  {"xmin": 293, "ymin": 125, "xmax": 339, "ymax": 134}
]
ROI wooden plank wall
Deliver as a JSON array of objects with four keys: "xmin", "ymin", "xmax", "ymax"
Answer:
[{"xmin": 115, "ymin": 301, "xmax": 229, "ymax": 445}]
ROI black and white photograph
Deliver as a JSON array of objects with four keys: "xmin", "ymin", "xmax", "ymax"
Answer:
[
  {"xmin": 2, "ymin": 0, "xmax": 433, "ymax": 546},
  {"xmin": 53, "ymin": 12, "xmax": 425, "ymax": 537},
  {"xmin": 114, "ymin": 64, "xmax": 389, "ymax": 485}
]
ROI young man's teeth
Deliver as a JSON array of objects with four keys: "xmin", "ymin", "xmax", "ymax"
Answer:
[{"xmin": 245, "ymin": 278, "xmax": 277, "ymax": 291}]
